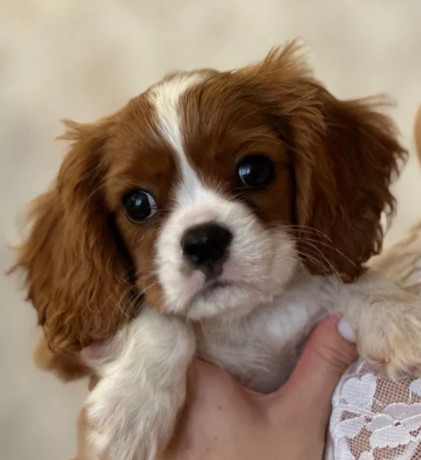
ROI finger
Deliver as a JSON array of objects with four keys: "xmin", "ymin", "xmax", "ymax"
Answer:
[{"xmin": 279, "ymin": 316, "xmax": 357, "ymax": 418}]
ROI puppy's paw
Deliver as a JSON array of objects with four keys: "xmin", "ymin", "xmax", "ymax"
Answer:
[
  {"xmin": 76, "ymin": 309, "xmax": 194, "ymax": 460},
  {"xmin": 357, "ymin": 293, "xmax": 421, "ymax": 379},
  {"xmin": 81, "ymin": 381, "xmax": 178, "ymax": 460}
]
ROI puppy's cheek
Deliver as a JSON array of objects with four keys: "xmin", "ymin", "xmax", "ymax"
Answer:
[
  {"xmin": 268, "ymin": 229, "xmax": 299, "ymax": 293},
  {"xmin": 144, "ymin": 285, "xmax": 167, "ymax": 312},
  {"xmin": 134, "ymin": 256, "xmax": 168, "ymax": 311},
  {"xmin": 225, "ymin": 227, "xmax": 297, "ymax": 293},
  {"xmin": 154, "ymin": 224, "xmax": 202, "ymax": 314},
  {"xmin": 222, "ymin": 242, "xmax": 270, "ymax": 285}
]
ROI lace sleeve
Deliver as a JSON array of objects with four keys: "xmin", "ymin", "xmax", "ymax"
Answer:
[{"xmin": 327, "ymin": 221, "xmax": 421, "ymax": 460}]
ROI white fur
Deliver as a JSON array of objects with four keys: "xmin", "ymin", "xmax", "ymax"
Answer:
[
  {"xmin": 83, "ymin": 307, "xmax": 195, "ymax": 460},
  {"xmin": 149, "ymin": 72, "xmax": 207, "ymax": 206}
]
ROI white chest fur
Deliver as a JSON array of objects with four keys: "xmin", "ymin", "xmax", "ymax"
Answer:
[{"xmin": 196, "ymin": 271, "xmax": 339, "ymax": 393}]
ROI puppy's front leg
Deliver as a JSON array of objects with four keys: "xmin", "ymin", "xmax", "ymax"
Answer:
[
  {"xmin": 337, "ymin": 273, "xmax": 421, "ymax": 378},
  {"xmin": 81, "ymin": 307, "xmax": 195, "ymax": 460}
]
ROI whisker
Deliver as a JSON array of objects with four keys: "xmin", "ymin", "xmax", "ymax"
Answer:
[
  {"xmin": 294, "ymin": 242, "xmax": 342, "ymax": 281},
  {"xmin": 287, "ymin": 235, "xmax": 358, "ymax": 270},
  {"xmin": 294, "ymin": 249, "xmax": 334, "ymax": 278},
  {"xmin": 273, "ymin": 224, "xmax": 358, "ymax": 269},
  {"xmin": 279, "ymin": 224, "xmax": 334, "ymax": 242}
]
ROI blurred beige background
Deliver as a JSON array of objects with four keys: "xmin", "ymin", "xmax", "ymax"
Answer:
[{"xmin": 1, "ymin": 1, "xmax": 421, "ymax": 459}]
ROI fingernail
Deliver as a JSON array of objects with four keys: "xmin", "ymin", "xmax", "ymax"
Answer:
[{"xmin": 337, "ymin": 318, "xmax": 356, "ymax": 343}]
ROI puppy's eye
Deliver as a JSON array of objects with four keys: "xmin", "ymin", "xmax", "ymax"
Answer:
[
  {"xmin": 123, "ymin": 190, "xmax": 157, "ymax": 223},
  {"xmin": 237, "ymin": 155, "xmax": 274, "ymax": 189}
]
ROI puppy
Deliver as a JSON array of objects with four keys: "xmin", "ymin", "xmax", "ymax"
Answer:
[{"xmin": 15, "ymin": 42, "xmax": 421, "ymax": 460}]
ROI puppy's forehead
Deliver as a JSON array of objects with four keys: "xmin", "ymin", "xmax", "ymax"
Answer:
[
  {"xmin": 149, "ymin": 71, "xmax": 208, "ymax": 155},
  {"xmin": 148, "ymin": 71, "xmax": 214, "ymax": 205}
]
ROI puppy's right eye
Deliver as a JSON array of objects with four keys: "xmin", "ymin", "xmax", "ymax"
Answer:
[
  {"xmin": 123, "ymin": 190, "xmax": 157, "ymax": 223},
  {"xmin": 237, "ymin": 155, "xmax": 274, "ymax": 189}
]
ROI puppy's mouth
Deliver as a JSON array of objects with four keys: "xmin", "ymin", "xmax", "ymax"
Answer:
[
  {"xmin": 186, "ymin": 278, "xmax": 233, "ymax": 305},
  {"xmin": 201, "ymin": 279, "xmax": 232, "ymax": 294}
]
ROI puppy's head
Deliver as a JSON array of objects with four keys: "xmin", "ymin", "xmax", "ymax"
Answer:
[{"xmin": 16, "ymin": 42, "xmax": 406, "ymax": 358}]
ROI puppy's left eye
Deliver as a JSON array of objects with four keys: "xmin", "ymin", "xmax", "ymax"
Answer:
[
  {"xmin": 237, "ymin": 155, "xmax": 274, "ymax": 189},
  {"xmin": 123, "ymin": 190, "xmax": 157, "ymax": 223}
]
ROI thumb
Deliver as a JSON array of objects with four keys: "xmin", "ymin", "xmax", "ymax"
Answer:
[{"xmin": 281, "ymin": 315, "xmax": 358, "ymax": 418}]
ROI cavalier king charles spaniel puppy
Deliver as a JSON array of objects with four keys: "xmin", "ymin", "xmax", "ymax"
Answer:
[{"xmin": 15, "ymin": 42, "xmax": 421, "ymax": 459}]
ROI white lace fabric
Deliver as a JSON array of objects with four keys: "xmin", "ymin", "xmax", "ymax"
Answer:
[
  {"xmin": 328, "ymin": 362, "xmax": 421, "ymax": 459},
  {"xmin": 327, "ymin": 222, "xmax": 421, "ymax": 460}
]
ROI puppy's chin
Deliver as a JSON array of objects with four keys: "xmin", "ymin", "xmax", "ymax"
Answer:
[{"xmin": 184, "ymin": 280, "xmax": 275, "ymax": 320}]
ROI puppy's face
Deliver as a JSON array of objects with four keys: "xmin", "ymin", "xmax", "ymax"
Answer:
[
  {"xmin": 17, "ymin": 42, "xmax": 405, "ymax": 353},
  {"xmin": 107, "ymin": 71, "xmax": 297, "ymax": 319}
]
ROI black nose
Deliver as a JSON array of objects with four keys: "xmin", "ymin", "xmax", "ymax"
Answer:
[{"xmin": 181, "ymin": 223, "xmax": 233, "ymax": 272}]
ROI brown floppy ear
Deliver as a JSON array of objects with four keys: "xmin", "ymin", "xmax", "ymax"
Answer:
[
  {"xmin": 15, "ymin": 119, "xmax": 139, "ymax": 373},
  {"xmin": 247, "ymin": 42, "xmax": 407, "ymax": 281},
  {"xmin": 292, "ymin": 94, "xmax": 407, "ymax": 281}
]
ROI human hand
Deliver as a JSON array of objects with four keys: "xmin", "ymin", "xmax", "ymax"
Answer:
[{"xmin": 158, "ymin": 316, "xmax": 357, "ymax": 460}]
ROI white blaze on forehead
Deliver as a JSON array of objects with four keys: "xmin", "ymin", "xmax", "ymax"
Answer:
[{"xmin": 148, "ymin": 73, "xmax": 208, "ymax": 205}]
